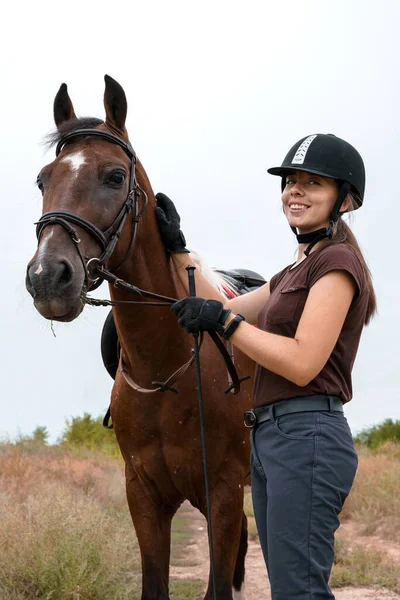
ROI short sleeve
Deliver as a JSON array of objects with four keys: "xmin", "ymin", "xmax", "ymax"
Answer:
[{"xmin": 308, "ymin": 244, "xmax": 365, "ymax": 299}]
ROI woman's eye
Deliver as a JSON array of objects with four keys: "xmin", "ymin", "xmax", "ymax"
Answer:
[
  {"xmin": 286, "ymin": 179, "xmax": 294, "ymax": 185},
  {"xmin": 107, "ymin": 171, "xmax": 126, "ymax": 186}
]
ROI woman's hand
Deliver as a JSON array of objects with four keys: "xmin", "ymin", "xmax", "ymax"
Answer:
[
  {"xmin": 171, "ymin": 297, "xmax": 231, "ymax": 335},
  {"xmin": 155, "ymin": 193, "xmax": 190, "ymax": 254}
]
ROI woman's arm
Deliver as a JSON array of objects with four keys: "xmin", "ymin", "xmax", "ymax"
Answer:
[
  {"xmin": 171, "ymin": 252, "xmax": 271, "ymax": 325},
  {"xmin": 227, "ymin": 270, "xmax": 356, "ymax": 386}
]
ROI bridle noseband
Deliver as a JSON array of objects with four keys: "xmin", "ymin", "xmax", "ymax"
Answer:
[{"xmin": 35, "ymin": 128, "xmax": 148, "ymax": 291}]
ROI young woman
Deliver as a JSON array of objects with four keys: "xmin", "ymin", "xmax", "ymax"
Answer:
[{"xmin": 155, "ymin": 133, "xmax": 376, "ymax": 600}]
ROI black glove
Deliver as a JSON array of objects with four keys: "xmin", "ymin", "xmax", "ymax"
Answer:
[
  {"xmin": 155, "ymin": 193, "xmax": 190, "ymax": 254},
  {"xmin": 171, "ymin": 297, "xmax": 231, "ymax": 335}
]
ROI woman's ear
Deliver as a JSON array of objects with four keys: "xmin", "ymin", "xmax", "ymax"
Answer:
[{"xmin": 339, "ymin": 193, "xmax": 353, "ymax": 214}]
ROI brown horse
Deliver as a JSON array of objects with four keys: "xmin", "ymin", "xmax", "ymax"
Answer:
[{"xmin": 26, "ymin": 75, "xmax": 254, "ymax": 600}]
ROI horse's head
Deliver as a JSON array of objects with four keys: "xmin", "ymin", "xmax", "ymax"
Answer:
[{"xmin": 26, "ymin": 75, "xmax": 142, "ymax": 322}]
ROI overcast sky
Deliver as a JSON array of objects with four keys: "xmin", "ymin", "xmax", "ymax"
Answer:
[{"xmin": 1, "ymin": 0, "xmax": 398, "ymax": 442}]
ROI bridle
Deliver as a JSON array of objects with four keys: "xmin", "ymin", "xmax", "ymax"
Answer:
[
  {"xmin": 34, "ymin": 127, "xmax": 249, "ymax": 400},
  {"xmin": 35, "ymin": 128, "xmax": 148, "ymax": 291}
]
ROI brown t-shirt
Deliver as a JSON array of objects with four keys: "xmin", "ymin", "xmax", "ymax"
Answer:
[{"xmin": 252, "ymin": 243, "xmax": 369, "ymax": 409}]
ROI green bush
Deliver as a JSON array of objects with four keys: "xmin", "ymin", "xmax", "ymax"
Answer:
[
  {"xmin": 59, "ymin": 413, "xmax": 120, "ymax": 456},
  {"xmin": 354, "ymin": 419, "xmax": 400, "ymax": 449}
]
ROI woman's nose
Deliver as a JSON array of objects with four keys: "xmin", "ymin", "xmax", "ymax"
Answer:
[{"xmin": 290, "ymin": 182, "xmax": 304, "ymax": 196}]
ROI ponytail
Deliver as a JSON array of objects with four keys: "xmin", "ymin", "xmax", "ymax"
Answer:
[{"xmin": 326, "ymin": 194, "xmax": 377, "ymax": 325}]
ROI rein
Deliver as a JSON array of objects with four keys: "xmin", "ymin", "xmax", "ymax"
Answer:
[{"xmin": 35, "ymin": 127, "xmax": 248, "ymax": 398}]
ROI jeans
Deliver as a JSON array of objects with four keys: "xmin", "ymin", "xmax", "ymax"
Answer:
[{"xmin": 250, "ymin": 408, "xmax": 358, "ymax": 600}]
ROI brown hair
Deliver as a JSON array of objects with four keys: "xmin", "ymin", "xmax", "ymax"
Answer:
[{"xmin": 326, "ymin": 193, "xmax": 377, "ymax": 325}]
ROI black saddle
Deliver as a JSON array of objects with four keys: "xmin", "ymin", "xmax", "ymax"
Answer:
[
  {"xmin": 101, "ymin": 267, "xmax": 266, "ymax": 380},
  {"xmin": 216, "ymin": 268, "xmax": 266, "ymax": 294}
]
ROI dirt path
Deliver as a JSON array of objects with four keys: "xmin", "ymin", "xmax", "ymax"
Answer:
[
  {"xmin": 170, "ymin": 501, "xmax": 400, "ymax": 600},
  {"xmin": 170, "ymin": 501, "xmax": 269, "ymax": 599}
]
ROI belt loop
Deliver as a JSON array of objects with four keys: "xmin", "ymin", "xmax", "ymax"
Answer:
[
  {"xmin": 269, "ymin": 403, "xmax": 276, "ymax": 423},
  {"xmin": 327, "ymin": 395, "xmax": 334, "ymax": 412}
]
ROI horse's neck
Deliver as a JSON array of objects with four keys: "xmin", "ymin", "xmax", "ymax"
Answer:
[{"xmin": 108, "ymin": 176, "xmax": 189, "ymax": 383}]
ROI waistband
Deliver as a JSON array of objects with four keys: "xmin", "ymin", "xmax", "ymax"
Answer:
[{"xmin": 244, "ymin": 395, "xmax": 343, "ymax": 428}]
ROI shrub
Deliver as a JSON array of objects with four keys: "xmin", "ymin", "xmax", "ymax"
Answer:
[
  {"xmin": 354, "ymin": 419, "xmax": 400, "ymax": 449},
  {"xmin": 59, "ymin": 413, "xmax": 120, "ymax": 457}
]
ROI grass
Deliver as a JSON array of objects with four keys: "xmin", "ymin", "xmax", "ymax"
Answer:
[
  {"xmin": 171, "ymin": 513, "xmax": 197, "ymax": 567},
  {"xmin": 0, "ymin": 443, "xmax": 202, "ymax": 600},
  {"xmin": 341, "ymin": 442, "xmax": 400, "ymax": 540},
  {"xmin": 169, "ymin": 580, "xmax": 204, "ymax": 600},
  {"xmin": 331, "ymin": 536, "xmax": 400, "ymax": 592},
  {"xmin": 3, "ymin": 439, "xmax": 399, "ymax": 598},
  {"xmin": 0, "ymin": 444, "xmax": 140, "ymax": 599}
]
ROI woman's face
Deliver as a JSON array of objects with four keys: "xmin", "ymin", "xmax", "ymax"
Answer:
[{"xmin": 281, "ymin": 170, "xmax": 344, "ymax": 233}]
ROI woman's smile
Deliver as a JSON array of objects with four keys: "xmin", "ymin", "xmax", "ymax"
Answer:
[{"xmin": 288, "ymin": 202, "xmax": 310, "ymax": 214}]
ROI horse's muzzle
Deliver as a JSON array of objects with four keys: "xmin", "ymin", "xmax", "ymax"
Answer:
[{"xmin": 26, "ymin": 257, "xmax": 85, "ymax": 321}]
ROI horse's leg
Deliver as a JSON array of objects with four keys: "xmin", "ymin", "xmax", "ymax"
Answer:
[
  {"xmin": 233, "ymin": 512, "xmax": 248, "ymax": 599},
  {"xmin": 125, "ymin": 465, "xmax": 179, "ymax": 600},
  {"xmin": 202, "ymin": 485, "xmax": 245, "ymax": 600}
]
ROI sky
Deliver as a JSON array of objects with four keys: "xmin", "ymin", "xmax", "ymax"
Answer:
[{"xmin": 1, "ymin": 0, "xmax": 399, "ymax": 442}]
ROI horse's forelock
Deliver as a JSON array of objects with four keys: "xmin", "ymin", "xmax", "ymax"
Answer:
[{"xmin": 44, "ymin": 117, "xmax": 104, "ymax": 150}]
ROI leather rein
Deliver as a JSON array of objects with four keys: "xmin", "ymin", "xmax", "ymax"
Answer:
[{"xmin": 35, "ymin": 128, "xmax": 248, "ymax": 399}]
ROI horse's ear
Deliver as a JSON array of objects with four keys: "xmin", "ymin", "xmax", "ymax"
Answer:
[
  {"xmin": 54, "ymin": 83, "xmax": 76, "ymax": 128},
  {"xmin": 104, "ymin": 75, "xmax": 127, "ymax": 133}
]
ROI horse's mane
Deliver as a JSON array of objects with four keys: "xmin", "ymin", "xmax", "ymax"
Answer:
[
  {"xmin": 45, "ymin": 117, "xmax": 104, "ymax": 149},
  {"xmin": 188, "ymin": 250, "xmax": 240, "ymax": 299}
]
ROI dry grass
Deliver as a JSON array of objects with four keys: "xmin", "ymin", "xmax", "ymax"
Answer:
[
  {"xmin": 341, "ymin": 443, "xmax": 400, "ymax": 540},
  {"xmin": 2, "ymin": 440, "xmax": 399, "ymax": 598},
  {"xmin": 0, "ymin": 444, "xmax": 140, "ymax": 599},
  {"xmin": 0, "ymin": 443, "xmax": 202, "ymax": 600},
  {"xmin": 331, "ymin": 537, "xmax": 400, "ymax": 592}
]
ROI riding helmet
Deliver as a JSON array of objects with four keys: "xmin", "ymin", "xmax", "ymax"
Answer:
[{"xmin": 268, "ymin": 133, "xmax": 365, "ymax": 205}]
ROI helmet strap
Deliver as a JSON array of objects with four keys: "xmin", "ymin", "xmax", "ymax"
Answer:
[{"xmin": 287, "ymin": 181, "xmax": 351, "ymax": 256}]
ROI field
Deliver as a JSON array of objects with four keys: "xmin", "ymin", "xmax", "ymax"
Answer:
[{"xmin": 0, "ymin": 439, "xmax": 399, "ymax": 599}]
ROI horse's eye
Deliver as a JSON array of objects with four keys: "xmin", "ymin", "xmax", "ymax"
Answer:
[
  {"xmin": 107, "ymin": 171, "xmax": 126, "ymax": 186},
  {"xmin": 36, "ymin": 176, "xmax": 44, "ymax": 193}
]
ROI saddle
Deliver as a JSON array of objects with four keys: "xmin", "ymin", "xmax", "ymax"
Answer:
[{"xmin": 101, "ymin": 268, "xmax": 266, "ymax": 380}]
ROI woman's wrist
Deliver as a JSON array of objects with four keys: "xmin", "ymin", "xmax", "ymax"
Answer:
[{"xmin": 224, "ymin": 312, "xmax": 236, "ymax": 326}]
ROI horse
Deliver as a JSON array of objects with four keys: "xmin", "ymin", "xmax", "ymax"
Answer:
[{"xmin": 26, "ymin": 75, "xmax": 256, "ymax": 600}]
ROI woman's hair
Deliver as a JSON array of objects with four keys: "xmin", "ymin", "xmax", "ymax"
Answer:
[{"xmin": 327, "ymin": 192, "xmax": 376, "ymax": 325}]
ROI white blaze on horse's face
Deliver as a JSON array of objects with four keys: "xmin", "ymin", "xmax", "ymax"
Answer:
[
  {"xmin": 35, "ymin": 230, "xmax": 54, "ymax": 275},
  {"xmin": 61, "ymin": 151, "xmax": 86, "ymax": 174}
]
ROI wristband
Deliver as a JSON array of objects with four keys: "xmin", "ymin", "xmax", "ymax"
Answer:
[{"xmin": 222, "ymin": 314, "xmax": 245, "ymax": 340}]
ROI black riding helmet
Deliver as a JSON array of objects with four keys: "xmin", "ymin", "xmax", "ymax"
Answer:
[{"xmin": 268, "ymin": 134, "xmax": 365, "ymax": 254}]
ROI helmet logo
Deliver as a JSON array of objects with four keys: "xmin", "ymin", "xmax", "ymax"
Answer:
[{"xmin": 292, "ymin": 134, "xmax": 317, "ymax": 165}]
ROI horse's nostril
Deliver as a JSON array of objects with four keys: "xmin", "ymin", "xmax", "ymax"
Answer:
[
  {"xmin": 56, "ymin": 260, "xmax": 74, "ymax": 289},
  {"xmin": 26, "ymin": 259, "xmax": 76, "ymax": 296},
  {"xmin": 25, "ymin": 265, "xmax": 36, "ymax": 298}
]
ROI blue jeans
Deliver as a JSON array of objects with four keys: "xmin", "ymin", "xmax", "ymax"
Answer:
[{"xmin": 250, "ymin": 408, "xmax": 358, "ymax": 600}]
